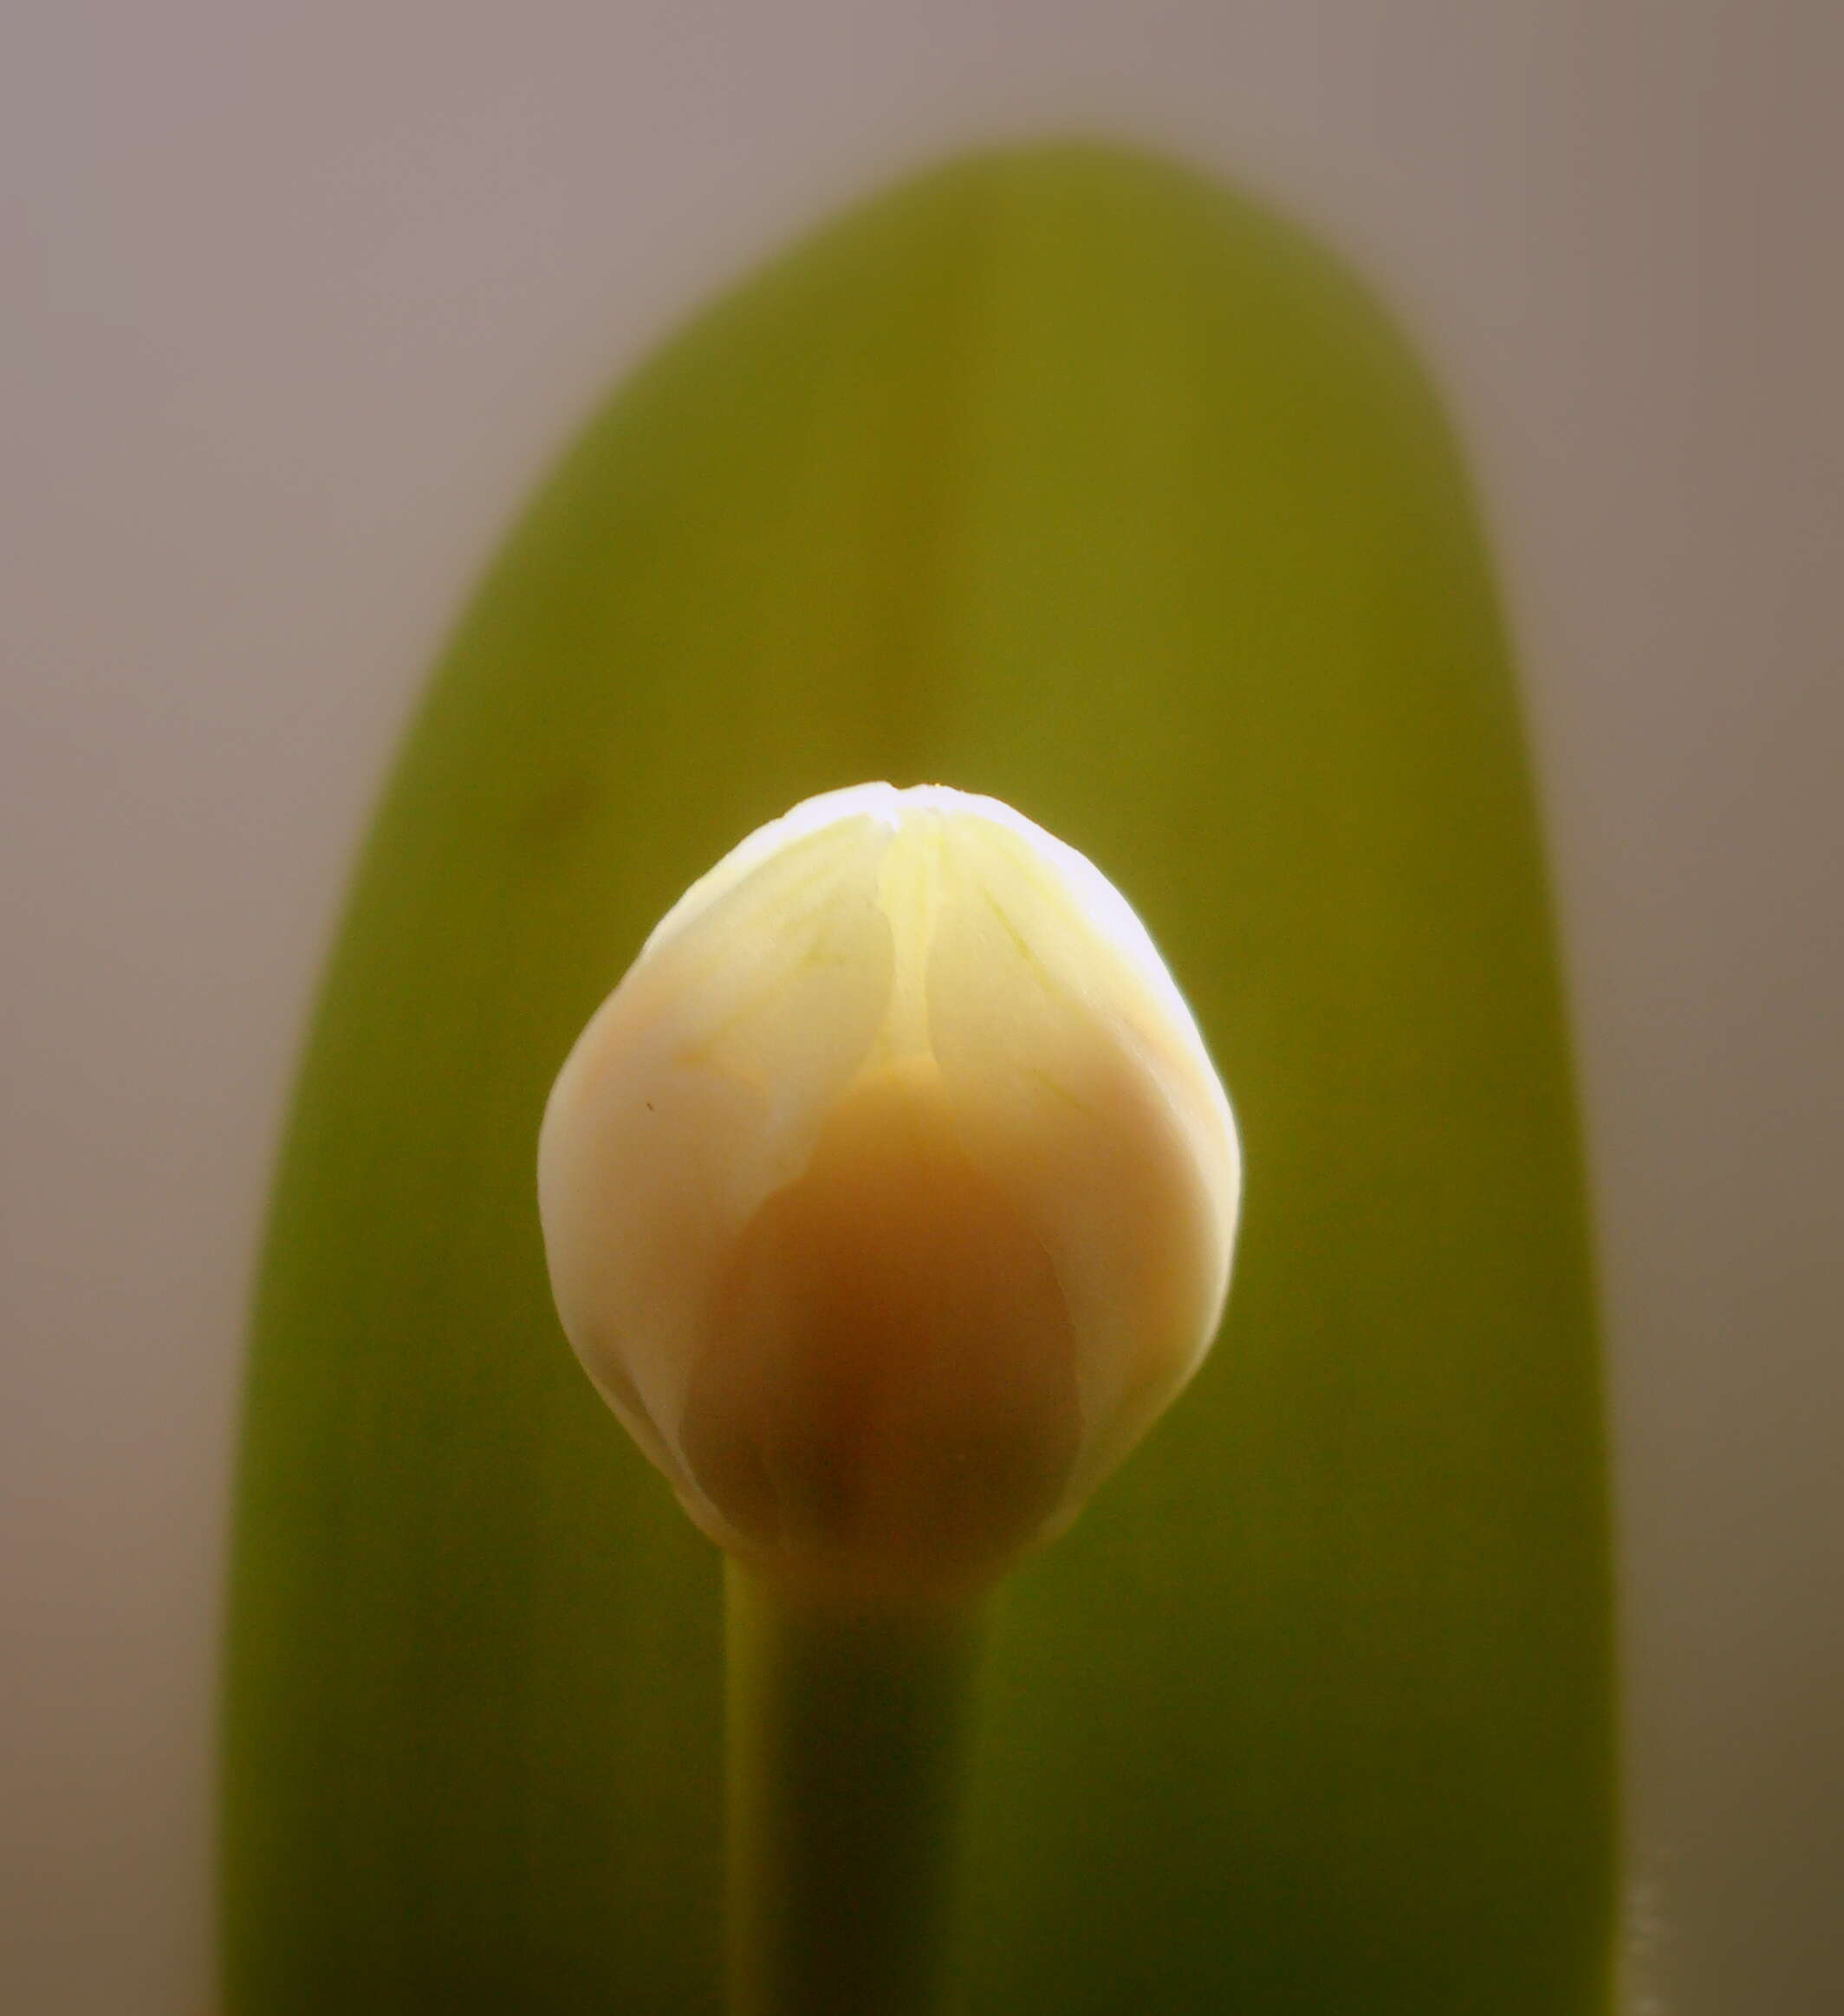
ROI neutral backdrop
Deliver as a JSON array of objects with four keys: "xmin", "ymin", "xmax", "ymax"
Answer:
[{"xmin": 4, "ymin": 3, "xmax": 1840, "ymax": 2011}]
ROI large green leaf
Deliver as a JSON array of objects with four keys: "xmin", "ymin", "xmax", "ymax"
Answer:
[{"xmin": 221, "ymin": 140, "xmax": 1614, "ymax": 2012}]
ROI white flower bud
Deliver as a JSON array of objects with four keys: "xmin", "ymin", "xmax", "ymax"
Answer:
[{"xmin": 538, "ymin": 784, "xmax": 1239, "ymax": 1598}]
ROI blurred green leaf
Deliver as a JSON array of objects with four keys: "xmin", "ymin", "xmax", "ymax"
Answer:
[{"xmin": 221, "ymin": 140, "xmax": 1614, "ymax": 2013}]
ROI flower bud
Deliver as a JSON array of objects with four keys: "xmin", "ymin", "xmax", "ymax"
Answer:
[{"xmin": 538, "ymin": 784, "xmax": 1239, "ymax": 1598}]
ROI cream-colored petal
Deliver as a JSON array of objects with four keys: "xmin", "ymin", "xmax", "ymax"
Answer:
[
  {"xmin": 537, "ymin": 809, "xmax": 896, "ymax": 1474},
  {"xmin": 925, "ymin": 806, "xmax": 1239, "ymax": 1500},
  {"xmin": 677, "ymin": 1054, "xmax": 1081, "ymax": 1597},
  {"xmin": 640, "ymin": 782, "xmax": 906, "ymax": 961}
]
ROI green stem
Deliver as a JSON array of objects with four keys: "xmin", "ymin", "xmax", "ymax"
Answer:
[{"xmin": 724, "ymin": 1558, "xmax": 983, "ymax": 2016}]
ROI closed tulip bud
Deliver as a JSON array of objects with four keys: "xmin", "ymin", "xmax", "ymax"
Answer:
[{"xmin": 538, "ymin": 784, "xmax": 1239, "ymax": 1599}]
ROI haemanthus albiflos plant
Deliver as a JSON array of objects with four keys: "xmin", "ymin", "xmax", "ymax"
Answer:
[{"xmin": 538, "ymin": 782, "xmax": 1240, "ymax": 2012}]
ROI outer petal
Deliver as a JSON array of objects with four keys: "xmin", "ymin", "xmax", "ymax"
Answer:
[
  {"xmin": 537, "ymin": 809, "xmax": 896, "ymax": 1484},
  {"xmin": 676, "ymin": 1052, "xmax": 1081, "ymax": 1594},
  {"xmin": 926, "ymin": 804, "xmax": 1240, "ymax": 1501},
  {"xmin": 640, "ymin": 782, "xmax": 906, "ymax": 960}
]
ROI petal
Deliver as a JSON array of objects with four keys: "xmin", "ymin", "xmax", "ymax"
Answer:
[
  {"xmin": 640, "ymin": 781, "xmax": 904, "ymax": 960},
  {"xmin": 678, "ymin": 1054, "xmax": 1081, "ymax": 1592},
  {"xmin": 925, "ymin": 805, "xmax": 1240, "ymax": 1499},
  {"xmin": 537, "ymin": 808, "xmax": 896, "ymax": 1476}
]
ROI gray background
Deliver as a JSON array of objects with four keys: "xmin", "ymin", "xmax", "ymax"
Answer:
[{"xmin": 3, "ymin": 3, "xmax": 1839, "ymax": 2010}]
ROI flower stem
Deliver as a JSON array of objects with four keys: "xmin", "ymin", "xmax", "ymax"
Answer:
[{"xmin": 724, "ymin": 1558, "xmax": 982, "ymax": 2016}]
